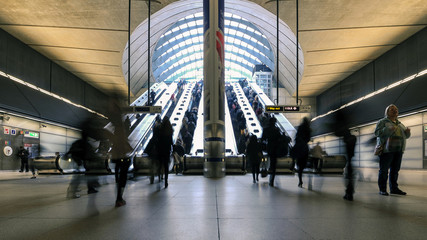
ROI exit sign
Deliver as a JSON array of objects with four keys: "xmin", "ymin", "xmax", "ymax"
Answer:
[{"xmin": 265, "ymin": 105, "xmax": 311, "ymax": 113}]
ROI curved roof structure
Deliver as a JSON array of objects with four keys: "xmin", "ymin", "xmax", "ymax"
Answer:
[
  {"xmin": 122, "ymin": 0, "xmax": 304, "ymax": 96},
  {"xmin": 151, "ymin": 12, "xmax": 275, "ymax": 83},
  {"xmin": 1, "ymin": 0, "xmax": 425, "ymax": 97}
]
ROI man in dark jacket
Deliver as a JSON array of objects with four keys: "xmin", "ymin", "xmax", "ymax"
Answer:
[
  {"xmin": 261, "ymin": 117, "xmax": 281, "ymax": 187},
  {"xmin": 18, "ymin": 146, "xmax": 29, "ymax": 172}
]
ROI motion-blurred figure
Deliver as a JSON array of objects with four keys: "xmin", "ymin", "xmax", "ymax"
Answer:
[
  {"xmin": 262, "ymin": 117, "xmax": 281, "ymax": 187},
  {"xmin": 156, "ymin": 116, "xmax": 173, "ymax": 188},
  {"xmin": 291, "ymin": 117, "xmax": 311, "ymax": 188},
  {"xmin": 375, "ymin": 104, "xmax": 410, "ymax": 196},
  {"xmin": 145, "ymin": 115, "xmax": 162, "ymax": 184},
  {"xmin": 311, "ymin": 142, "xmax": 323, "ymax": 172},
  {"xmin": 246, "ymin": 134, "xmax": 263, "ymax": 183},
  {"xmin": 66, "ymin": 117, "xmax": 104, "ymax": 198},
  {"xmin": 333, "ymin": 112, "xmax": 356, "ymax": 201},
  {"xmin": 106, "ymin": 95, "xmax": 133, "ymax": 207}
]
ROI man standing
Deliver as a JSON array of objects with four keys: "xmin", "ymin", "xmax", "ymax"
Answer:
[{"xmin": 18, "ymin": 146, "xmax": 29, "ymax": 172}]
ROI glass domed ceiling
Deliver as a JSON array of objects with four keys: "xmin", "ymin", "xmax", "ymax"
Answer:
[{"xmin": 152, "ymin": 12, "xmax": 275, "ymax": 83}]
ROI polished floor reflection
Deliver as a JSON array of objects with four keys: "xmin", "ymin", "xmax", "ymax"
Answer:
[{"xmin": 1, "ymin": 170, "xmax": 427, "ymax": 240}]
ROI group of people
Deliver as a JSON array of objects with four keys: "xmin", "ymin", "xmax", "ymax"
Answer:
[
  {"xmin": 244, "ymin": 103, "xmax": 411, "ymax": 202},
  {"xmin": 62, "ymin": 85, "xmax": 410, "ymax": 206}
]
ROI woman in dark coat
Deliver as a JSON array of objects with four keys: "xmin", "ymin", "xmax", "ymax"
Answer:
[
  {"xmin": 156, "ymin": 116, "xmax": 174, "ymax": 188},
  {"xmin": 246, "ymin": 135, "xmax": 263, "ymax": 183}
]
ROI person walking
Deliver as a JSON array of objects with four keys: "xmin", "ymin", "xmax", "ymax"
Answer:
[
  {"xmin": 375, "ymin": 104, "xmax": 411, "ymax": 196},
  {"xmin": 106, "ymin": 95, "xmax": 133, "ymax": 207},
  {"xmin": 261, "ymin": 117, "xmax": 281, "ymax": 187},
  {"xmin": 246, "ymin": 135, "xmax": 263, "ymax": 183},
  {"xmin": 292, "ymin": 117, "xmax": 311, "ymax": 188},
  {"xmin": 157, "ymin": 116, "xmax": 174, "ymax": 188}
]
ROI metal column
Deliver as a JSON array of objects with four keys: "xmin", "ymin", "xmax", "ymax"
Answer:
[{"xmin": 203, "ymin": 0, "xmax": 226, "ymax": 178}]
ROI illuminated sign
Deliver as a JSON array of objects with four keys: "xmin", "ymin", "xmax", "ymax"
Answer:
[
  {"xmin": 123, "ymin": 106, "xmax": 162, "ymax": 114},
  {"xmin": 24, "ymin": 131, "xmax": 39, "ymax": 138},
  {"xmin": 265, "ymin": 105, "xmax": 311, "ymax": 113},
  {"xmin": 265, "ymin": 106, "xmax": 284, "ymax": 112}
]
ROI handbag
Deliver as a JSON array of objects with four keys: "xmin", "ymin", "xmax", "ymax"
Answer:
[{"xmin": 374, "ymin": 144, "xmax": 383, "ymax": 155}]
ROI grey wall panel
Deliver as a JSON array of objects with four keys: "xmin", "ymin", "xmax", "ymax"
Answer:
[
  {"xmin": 0, "ymin": 76, "xmax": 40, "ymax": 116},
  {"xmin": 51, "ymin": 63, "xmax": 85, "ymax": 105},
  {"xmin": 84, "ymin": 84, "xmax": 108, "ymax": 115},
  {"xmin": 0, "ymin": 30, "xmax": 7, "ymax": 72},
  {"xmin": 418, "ymin": 27, "xmax": 427, "ymax": 71},
  {"xmin": 6, "ymin": 34, "xmax": 50, "ymax": 90},
  {"xmin": 340, "ymin": 63, "xmax": 374, "ymax": 105},
  {"xmin": 317, "ymin": 84, "xmax": 341, "ymax": 115},
  {"xmin": 374, "ymin": 49, "xmax": 400, "ymax": 90},
  {"xmin": 394, "ymin": 74, "xmax": 427, "ymax": 112},
  {"xmin": 397, "ymin": 34, "xmax": 418, "ymax": 79},
  {"xmin": 15, "ymin": 83, "xmax": 82, "ymax": 125}
]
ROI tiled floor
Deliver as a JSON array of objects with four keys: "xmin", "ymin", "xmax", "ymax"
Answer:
[{"xmin": 1, "ymin": 170, "xmax": 427, "ymax": 240}]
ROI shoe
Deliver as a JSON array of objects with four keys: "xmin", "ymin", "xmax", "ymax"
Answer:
[
  {"xmin": 88, "ymin": 189, "xmax": 98, "ymax": 194},
  {"xmin": 269, "ymin": 182, "xmax": 274, "ymax": 187},
  {"xmin": 343, "ymin": 194, "xmax": 353, "ymax": 201},
  {"xmin": 115, "ymin": 200, "xmax": 126, "ymax": 207},
  {"xmin": 30, "ymin": 176, "xmax": 36, "ymax": 179},
  {"xmin": 379, "ymin": 191, "xmax": 389, "ymax": 196},
  {"xmin": 165, "ymin": 182, "xmax": 168, "ymax": 188},
  {"xmin": 67, "ymin": 193, "xmax": 81, "ymax": 199},
  {"xmin": 298, "ymin": 182, "xmax": 303, "ymax": 188},
  {"xmin": 253, "ymin": 179, "xmax": 256, "ymax": 183},
  {"xmin": 390, "ymin": 189, "xmax": 407, "ymax": 195},
  {"xmin": 25, "ymin": 170, "xmax": 29, "ymax": 172},
  {"xmin": 19, "ymin": 170, "xmax": 23, "ymax": 173}
]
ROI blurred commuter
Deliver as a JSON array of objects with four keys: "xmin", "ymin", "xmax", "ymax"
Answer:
[
  {"xmin": 246, "ymin": 135, "xmax": 263, "ymax": 183},
  {"xmin": 124, "ymin": 116, "xmax": 131, "ymax": 136},
  {"xmin": 150, "ymin": 90, "xmax": 156, "ymax": 104},
  {"xmin": 157, "ymin": 116, "xmax": 174, "ymax": 188},
  {"xmin": 183, "ymin": 130, "xmax": 193, "ymax": 154},
  {"xmin": 334, "ymin": 112, "xmax": 356, "ymax": 201},
  {"xmin": 261, "ymin": 117, "xmax": 281, "ymax": 187},
  {"xmin": 311, "ymin": 142, "xmax": 323, "ymax": 172},
  {"xmin": 145, "ymin": 115, "xmax": 162, "ymax": 184},
  {"xmin": 375, "ymin": 104, "xmax": 411, "ymax": 196},
  {"xmin": 106, "ymin": 95, "xmax": 133, "ymax": 207},
  {"xmin": 291, "ymin": 117, "xmax": 311, "ymax": 188},
  {"xmin": 66, "ymin": 118, "xmax": 104, "ymax": 198},
  {"xmin": 18, "ymin": 146, "xmax": 29, "ymax": 172},
  {"xmin": 172, "ymin": 139, "xmax": 185, "ymax": 174}
]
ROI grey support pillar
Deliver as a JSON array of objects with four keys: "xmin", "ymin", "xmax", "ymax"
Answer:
[{"xmin": 203, "ymin": 0, "xmax": 226, "ymax": 178}]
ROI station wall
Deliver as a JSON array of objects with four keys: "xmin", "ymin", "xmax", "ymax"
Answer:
[
  {"xmin": 315, "ymin": 27, "xmax": 427, "ymax": 133},
  {"xmin": 0, "ymin": 29, "xmax": 110, "ymax": 127},
  {"xmin": 0, "ymin": 113, "xmax": 81, "ymax": 170}
]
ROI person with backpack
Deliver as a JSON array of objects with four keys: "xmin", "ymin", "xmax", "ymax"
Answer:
[{"xmin": 261, "ymin": 117, "xmax": 281, "ymax": 187}]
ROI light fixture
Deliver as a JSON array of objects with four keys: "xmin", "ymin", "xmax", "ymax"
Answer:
[{"xmin": 312, "ymin": 69, "xmax": 426, "ymax": 121}]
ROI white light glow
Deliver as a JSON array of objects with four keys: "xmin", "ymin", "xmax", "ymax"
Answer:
[{"xmin": 3, "ymin": 72, "xmax": 106, "ymax": 119}]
